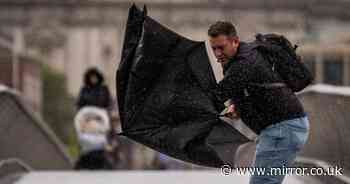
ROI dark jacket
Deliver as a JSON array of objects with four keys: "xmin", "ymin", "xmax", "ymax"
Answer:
[
  {"xmin": 77, "ymin": 68, "xmax": 112, "ymax": 110},
  {"xmin": 216, "ymin": 42, "xmax": 312, "ymax": 134}
]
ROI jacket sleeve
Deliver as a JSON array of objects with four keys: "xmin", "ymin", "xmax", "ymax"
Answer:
[
  {"xmin": 215, "ymin": 62, "xmax": 253, "ymax": 104},
  {"xmin": 76, "ymin": 87, "xmax": 86, "ymax": 110}
]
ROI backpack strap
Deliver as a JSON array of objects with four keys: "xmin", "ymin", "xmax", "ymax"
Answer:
[
  {"xmin": 243, "ymin": 82, "xmax": 287, "ymax": 97},
  {"xmin": 248, "ymin": 82, "xmax": 287, "ymax": 89}
]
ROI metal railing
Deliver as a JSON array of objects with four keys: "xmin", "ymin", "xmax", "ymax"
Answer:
[
  {"xmin": 0, "ymin": 85, "xmax": 73, "ymax": 172},
  {"xmin": 0, "ymin": 158, "xmax": 33, "ymax": 172}
]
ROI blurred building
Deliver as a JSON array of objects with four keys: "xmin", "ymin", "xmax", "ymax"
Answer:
[
  {"xmin": 0, "ymin": 29, "xmax": 42, "ymax": 113},
  {"xmin": 0, "ymin": 0, "xmax": 350, "ymax": 97}
]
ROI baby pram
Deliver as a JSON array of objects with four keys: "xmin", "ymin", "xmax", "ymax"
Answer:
[{"xmin": 73, "ymin": 106, "xmax": 113, "ymax": 170}]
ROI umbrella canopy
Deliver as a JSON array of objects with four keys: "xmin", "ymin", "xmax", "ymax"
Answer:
[{"xmin": 116, "ymin": 4, "xmax": 253, "ymax": 168}]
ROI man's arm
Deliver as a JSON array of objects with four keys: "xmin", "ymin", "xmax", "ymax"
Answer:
[{"xmin": 215, "ymin": 62, "xmax": 252, "ymax": 104}]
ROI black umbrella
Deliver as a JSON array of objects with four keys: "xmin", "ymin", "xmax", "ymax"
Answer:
[{"xmin": 116, "ymin": 4, "xmax": 253, "ymax": 168}]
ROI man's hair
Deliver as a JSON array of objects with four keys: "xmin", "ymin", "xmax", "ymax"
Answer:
[{"xmin": 208, "ymin": 21, "xmax": 237, "ymax": 37}]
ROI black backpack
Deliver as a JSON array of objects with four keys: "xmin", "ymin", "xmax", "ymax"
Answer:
[{"xmin": 253, "ymin": 33, "xmax": 313, "ymax": 92}]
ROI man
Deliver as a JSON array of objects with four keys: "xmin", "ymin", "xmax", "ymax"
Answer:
[{"xmin": 208, "ymin": 21, "xmax": 312, "ymax": 184}]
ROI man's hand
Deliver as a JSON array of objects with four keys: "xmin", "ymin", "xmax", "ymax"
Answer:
[{"xmin": 225, "ymin": 104, "xmax": 239, "ymax": 119}]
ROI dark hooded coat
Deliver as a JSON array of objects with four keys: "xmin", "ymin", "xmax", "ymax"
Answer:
[{"xmin": 77, "ymin": 68, "xmax": 112, "ymax": 110}]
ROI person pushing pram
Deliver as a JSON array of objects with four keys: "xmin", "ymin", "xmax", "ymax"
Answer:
[{"xmin": 74, "ymin": 67, "xmax": 122, "ymax": 170}]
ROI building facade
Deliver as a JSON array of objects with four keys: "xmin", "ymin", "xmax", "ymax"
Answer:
[{"xmin": 1, "ymin": 0, "xmax": 350, "ymax": 97}]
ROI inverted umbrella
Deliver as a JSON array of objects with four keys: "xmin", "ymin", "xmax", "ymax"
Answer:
[{"xmin": 116, "ymin": 4, "xmax": 254, "ymax": 168}]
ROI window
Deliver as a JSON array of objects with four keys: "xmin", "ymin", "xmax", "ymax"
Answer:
[{"xmin": 323, "ymin": 57, "xmax": 344, "ymax": 85}]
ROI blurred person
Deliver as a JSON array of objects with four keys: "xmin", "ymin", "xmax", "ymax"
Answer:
[
  {"xmin": 105, "ymin": 110, "xmax": 128, "ymax": 169},
  {"xmin": 77, "ymin": 67, "xmax": 112, "ymax": 111},
  {"xmin": 150, "ymin": 153, "xmax": 168, "ymax": 170},
  {"xmin": 75, "ymin": 68, "xmax": 116, "ymax": 169},
  {"xmin": 208, "ymin": 21, "xmax": 313, "ymax": 184}
]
